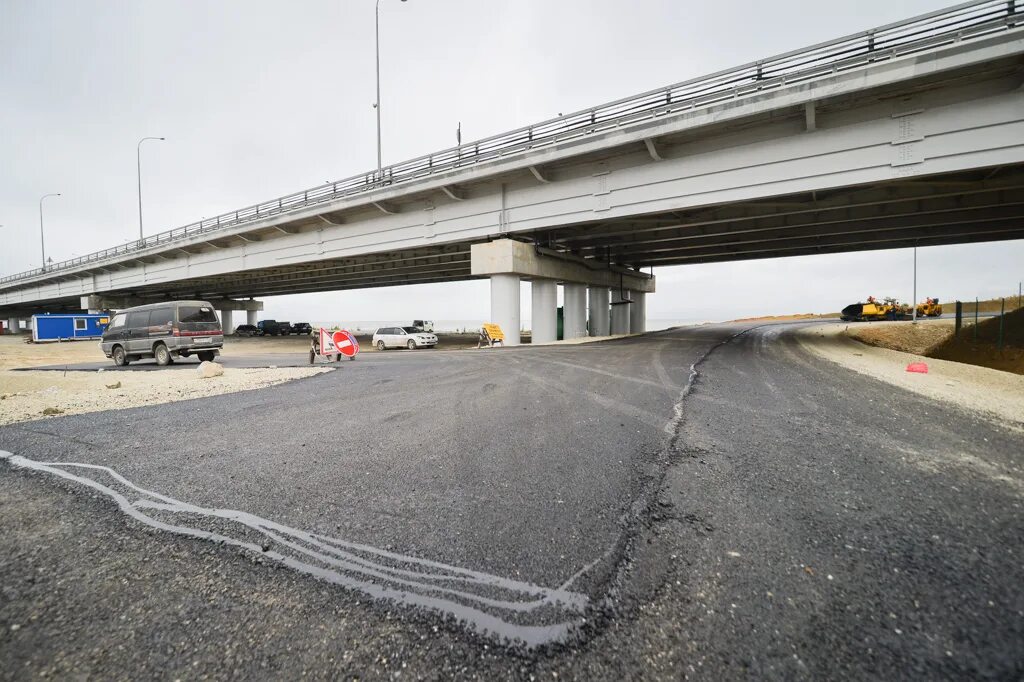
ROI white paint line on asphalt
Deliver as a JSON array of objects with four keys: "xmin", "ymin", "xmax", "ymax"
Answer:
[{"xmin": 0, "ymin": 450, "xmax": 588, "ymax": 648}]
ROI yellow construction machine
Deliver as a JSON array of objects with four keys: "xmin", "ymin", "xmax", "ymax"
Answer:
[
  {"xmin": 915, "ymin": 297, "xmax": 943, "ymax": 317},
  {"xmin": 840, "ymin": 296, "xmax": 912, "ymax": 322}
]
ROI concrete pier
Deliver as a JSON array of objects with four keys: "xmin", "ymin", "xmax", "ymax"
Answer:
[
  {"xmin": 589, "ymin": 287, "xmax": 610, "ymax": 336},
  {"xmin": 471, "ymin": 240, "xmax": 653, "ymax": 346},
  {"xmin": 220, "ymin": 309, "xmax": 234, "ymax": 334},
  {"xmin": 563, "ymin": 283, "xmax": 587, "ymax": 339},
  {"xmin": 247, "ymin": 310, "xmax": 258, "ymax": 326},
  {"xmin": 531, "ymin": 279, "xmax": 557, "ymax": 345},
  {"xmin": 610, "ymin": 289, "xmax": 631, "ymax": 335},
  {"xmin": 490, "ymin": 273, "xmax": 521, "ymax": 346},
  {"xmin": 629, "ymin": 291, "xmax": 646, "ymax": 334}
]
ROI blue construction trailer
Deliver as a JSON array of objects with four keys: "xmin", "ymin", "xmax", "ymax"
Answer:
[{"xmin": 31, "ymin": 313, "xmax": 110, "ymax": 342}]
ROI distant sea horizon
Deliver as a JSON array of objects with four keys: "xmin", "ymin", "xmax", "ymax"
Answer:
[{"xmin": 304, "ymin": 318, "xmax": 713, "ymax": 333}]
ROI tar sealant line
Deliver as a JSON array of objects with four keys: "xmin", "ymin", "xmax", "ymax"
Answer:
[
  {"xmin": 43, "ymin": 459, "xmax": 580, "ymax": 600},
  {"xmin": 0, "ymin": 451, "xmax": 587, "ymax": 648}
]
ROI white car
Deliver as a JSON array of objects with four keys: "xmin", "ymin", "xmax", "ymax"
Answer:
[{"xmin": 372, "ymin": 326, "xmax": 438, "ymax": 350}]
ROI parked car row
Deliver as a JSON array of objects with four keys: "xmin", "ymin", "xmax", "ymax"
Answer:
[{"xmin": 233, "ymin": 320, "xmax": 313, "ymax": 336}]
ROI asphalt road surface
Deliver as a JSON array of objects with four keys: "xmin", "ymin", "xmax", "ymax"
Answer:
[{"xmin": 1, "ymin": 322, "xmax": 1020, "ymax": 679}]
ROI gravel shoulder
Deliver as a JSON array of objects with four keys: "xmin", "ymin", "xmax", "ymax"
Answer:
[
  {"xmin": 794, "ymin": 322, "xmax": 1024, "ymax": 431},
  {"xmin": 0, "ymin": 367, "xmax": 331, "ymax": 426}
]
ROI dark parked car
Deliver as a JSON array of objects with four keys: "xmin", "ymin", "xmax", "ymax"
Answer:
[
  {"xmin": 292, "ymin": 322, "xmax": 313, "ymax": 335},
  {"xmin": 278, "ymin": 321, "xmax": 294, "ymax": 335},
  {"xmin": 256, "ymin": 320, "xmax": 281, "ymax": 336},
  {"xmin": 234, "ymin": 324, "xmax": 259, "ymax": 337}
]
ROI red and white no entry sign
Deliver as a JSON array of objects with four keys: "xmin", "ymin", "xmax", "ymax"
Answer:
[
  {"xmin": 332, "ymin": 330, "xmax": 359, "ymax": 358},
  {"xmin": 318, "ymin": 328, "xmax": 360, "ymax": 360}
]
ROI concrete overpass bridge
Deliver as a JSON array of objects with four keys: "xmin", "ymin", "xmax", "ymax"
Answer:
[{"xmin": 2, "ymin": 0, "xmax": 1023, "ymax": 344}]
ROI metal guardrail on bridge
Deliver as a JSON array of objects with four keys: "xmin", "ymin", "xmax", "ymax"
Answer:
[{"xmin": 2, "ymin": 0, "xmax": 1019, "ymax": 287}]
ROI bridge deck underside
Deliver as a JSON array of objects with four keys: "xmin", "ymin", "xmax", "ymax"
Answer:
[{"xmin": 533, "ymin": 164, "xmax": 1024, "ymax": 268}]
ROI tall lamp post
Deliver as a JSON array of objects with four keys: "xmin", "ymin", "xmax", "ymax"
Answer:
[
  {"xmin": 137, "ymin": 136, "xmax": 165, "ymax": 240},
  {"xmin": 375, "ymin": 0, "xmax": 407, "ymax": 176},
  {"xmin": 39, "ymin": 193, "xmax": 61, "ymax": 271}
]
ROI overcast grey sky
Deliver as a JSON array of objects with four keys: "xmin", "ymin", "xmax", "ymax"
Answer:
[{"xmin": 1, "ymin": 0, "xmax": 1020, "ymax": 325}]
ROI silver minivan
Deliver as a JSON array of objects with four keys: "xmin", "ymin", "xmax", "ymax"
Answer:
[{"xmin": 101, "ymin": 300, "xmax": 224, "ymax": 366}]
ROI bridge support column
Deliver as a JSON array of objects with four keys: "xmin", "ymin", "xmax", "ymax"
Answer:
[
  {"xmin": 472, "ymin": 240, "xmax": 652, "ymax": 345},
  {"xmin": 589, "ymin": 287, "xmax": 610, "ymax": 336},
  {"xmin": 531, "ymin": 279, "xmax": 557, "ymax": 345},
  {"xmin": 490, "ymin": 274, "xmax": 521, "ymax": 346},
  {"xmin": 7, "ymin": 317, "xmax": 19, "ymax": 334},
  {"xmin": 563, "ymin": 283, "xmax": 587, "ymax": 339},
  {"xmin": 629, "ymin": 291, "xmax": 646, "ymax": 334},
  {"xmin": 220, "ymin": 309, "xmax": 233, "ymax": 334},
  {"xmin": 247, "ymin": 310, "xmax": 258, "ymax": 326},
  {"xmin": 610, "ymin": 290, "xmax": 631, "ymax": 335}
]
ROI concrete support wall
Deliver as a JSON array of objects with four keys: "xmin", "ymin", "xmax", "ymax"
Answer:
[
  {"xmin": 531, "ymin": 279, "xmax": 557, "ymax": 345},
  {"xmin": 247, "ymin": 310, "xmax": 258, "ymax": 326},
  {"xmin": 629, "ymin": 291, "xmax": 646, "ymax": 334},
  {"xmin": 490, "ymin": 274, "xmax": 521, "ymax": 346},
  {"xmin": 563, "ymin": 283, "xmax": 587, "ymax": 339},
  {"xmin": 589, "ymin": 287, "xmax": 610, "ymax": 336},
  {"xmin": 610, "ymin": 289, "xmax": 631, "ymax": 335},
  {"xmin": 220, "ymin": 309, "xmax": 233, "ymax": 334}
]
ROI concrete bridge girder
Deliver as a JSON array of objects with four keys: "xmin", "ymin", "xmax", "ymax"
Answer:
[{"xmin": 79, "ymin": 295, "xmax": 263, "ymax": 313}]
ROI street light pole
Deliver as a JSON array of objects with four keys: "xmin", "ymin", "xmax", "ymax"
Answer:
[
  {"xmin": 39, "ymin": 193, "xmax": 61, "ymax": 271},
  {"xmin": 137, "ymin": 136, "xmax": 165, "ymax": 241},
  {"xmin": 374, "ymin": 0, "xmax": 407, "ymax": 177}
]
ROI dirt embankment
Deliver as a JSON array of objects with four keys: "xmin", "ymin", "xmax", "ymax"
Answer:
[
  {"xmin": 850, "ymin": 310, "xmax": 1024, "ymax": 376},
  {"xmin": 796, "ymin": 324, "xmax": 1024, "ymax": 431},
  {"xmin": 851, "ymin": 320, "xmax": 954, "ymax": 355}
]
